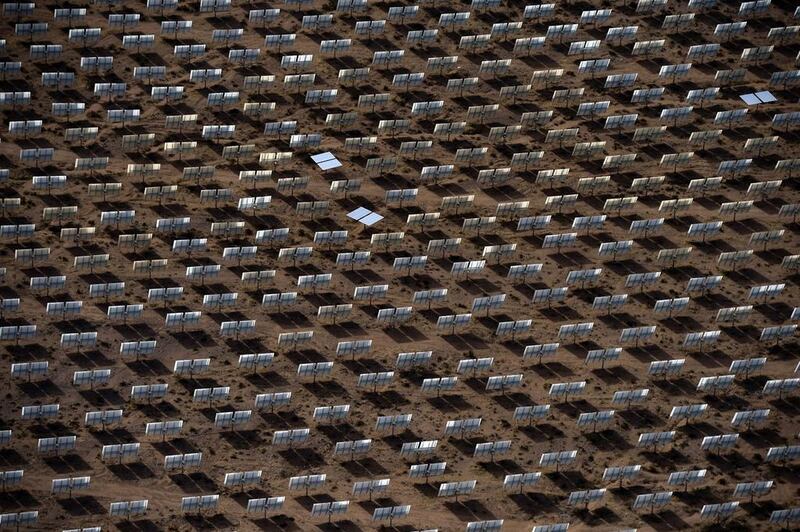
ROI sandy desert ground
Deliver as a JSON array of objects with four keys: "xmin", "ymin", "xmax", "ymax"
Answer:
[{"xmin": 1, "ymin": 0, "xmax": 800, "ymax": 530}]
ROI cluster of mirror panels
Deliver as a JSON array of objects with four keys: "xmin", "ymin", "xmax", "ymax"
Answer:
[{"xmin": 2, "ymin": 0, "xmax": 800, "ymax": 530}]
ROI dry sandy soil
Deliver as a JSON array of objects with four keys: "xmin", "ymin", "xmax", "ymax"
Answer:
[{"xmin": 1, "ymin": 0, "xmax": 800, "ymax": 531}]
